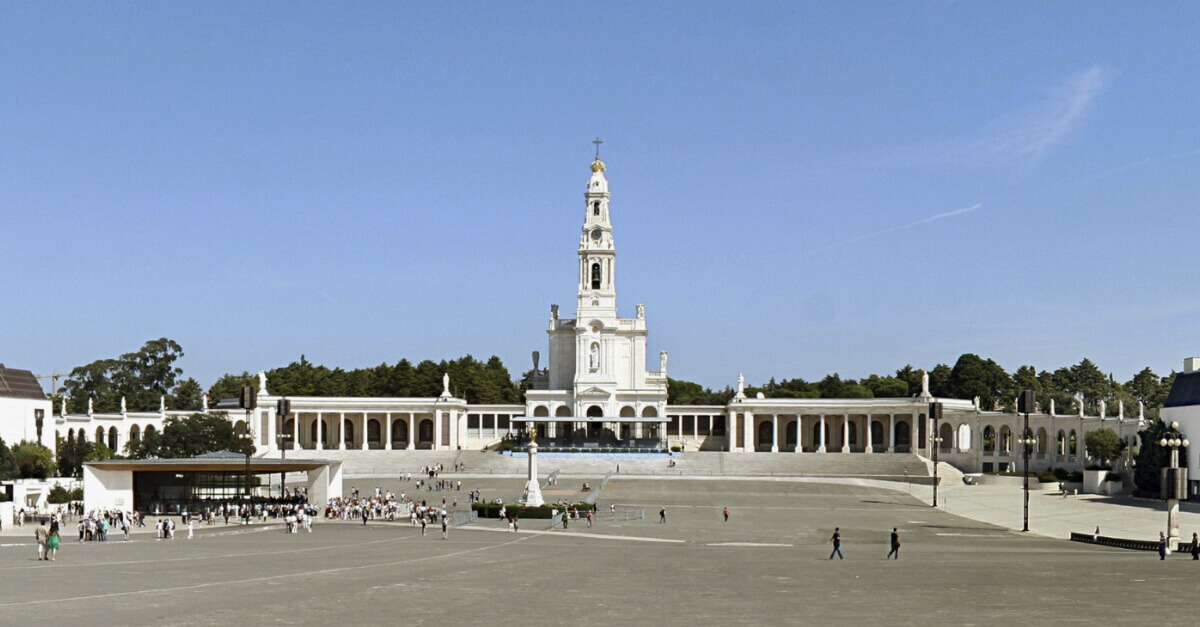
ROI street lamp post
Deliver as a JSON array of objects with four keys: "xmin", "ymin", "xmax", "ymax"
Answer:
[
  {"xmin": 1159, "ymin": 422, "xmax": 1189, "ymax": 543},
  {"xmin": 930, "ymin": 402, "xmax": 943, "ymax": 508},
  {"xmin": 1017, "ymin": 390, "xmax": 1036, "ymax": 532}
]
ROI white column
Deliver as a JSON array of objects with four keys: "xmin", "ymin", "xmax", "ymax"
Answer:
[
  {"xmin": 888, "ymin": 414, "xmax": 895, "ymax": 453},
  {"xmin": 727, "ymin": 411, "xmax": 737, "ymax": 452},
  {"xmin": 841, "ymin": 414, "xmax": 850, "ymax": 453},
  {"xmin": 744, "ymin": 410, "xmax": 754, "ymax": 452},
  {"xmin": 316, "ymin": 412, "xmax": 324, "ymax": 450},
  {"xmin": 292, "ymin": 413, "xmax": 300, "ymax": 451},
  {"xmin": 818, "ymin": 415, "xmax": 827, "ymax": 453},
  {"xmin": 339, "ymin": 412, "xmax": 346, "ymax": 450},
  {"xmin": 771, "ymin": 414, "xmax": 779, "ymax": 452},
  {"xmin": 434, "ymin": 410, "xmax": 443, "ymax": 451},
  {"xmin": 407, "ymin": 412, "xmax": 415, "ymax": 450},
  {"xmin": 386, "ymin": 413, "xmax": 393, "ymax": 450},
  {"xmin": 360, "ymin": 414, "xmax": 367, "ymax": 450},
  {"xmin": 794, "ymin": 416, "xmax": 801, "ymax": 453},
  {"xmin": 865, "ymin": 415, "xmax": 873, "ymax": 454}
]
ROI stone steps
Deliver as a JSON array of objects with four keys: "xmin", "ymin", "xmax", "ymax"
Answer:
[{"xmin": 284, "ymin": 449, "xmax": 931, "ymax": 479}]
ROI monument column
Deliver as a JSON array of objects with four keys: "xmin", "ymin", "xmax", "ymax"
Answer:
[
  {"xmin": 865, "ymin": 415, "xmax": 873, "ymax": 454},
  {"xmin": 818, "ymin": 415, "xmax": 827, "ymax": 453},
  {"xmin": 407, "ymin": 412, "xmax": 415, "ymax": 450},
  {"xmin": 434, "ymin": 410, "xmax": 443, "ymax": 451},
  {"xmin": 386, "ymin": 413, "xmax": 393, "ymax": 450},
  {"xmin": 292, "ymin": 413, "xmax": 300, "ymax": 450},
  {"xmin": 771, "ymin": 414, "xmax": 779, "ymax": 452},
  {"xmin": 889, "ymin": 414, "xmax": 895, "ymax": 453},
  {"xmin": 339, "ymin": 413, "xmax": 346, "ymax": 450},
  {"xmin": 360, "ymin": 414, "xmax": 367, "ymax": 450},
  {"xmin": 727, "ymin": 410, "xmax": 737, "ymax": 452},
  {"xmin": 316, "ymin": 412, "xmax": 324, "ymax": 450},
  {"xmin": 744, "ymin": 410, "xmax": 754, "ymax": 452},
  {"xmin": 842, "ymin": 414, "xmax": 850, "ymax": 453}
]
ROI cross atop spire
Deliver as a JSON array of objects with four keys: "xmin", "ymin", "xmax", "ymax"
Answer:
[{"xmin": 593, "ymin": 137, "xmax": 603, "ymax": 158}]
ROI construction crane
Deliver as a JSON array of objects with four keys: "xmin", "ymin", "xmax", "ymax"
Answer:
[{"xmin": 35, "ymin": 372, "xmax": 69, "ymax": 394}]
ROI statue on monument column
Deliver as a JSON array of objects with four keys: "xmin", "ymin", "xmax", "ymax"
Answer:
[
  {"xmin": 637, "ymin": 303, "xmax": 645, "ymax": 319},
  {"xmin": 121, "ymin": 397, "xmax": 127, "ymax": 413},
  {"xmin": 921, "ymin": 371, "xmax": 930, "ymax": 397},
  {"xmin": 258, "ymin": 370, "xmax": 269, "ymax": 395},
  {"xmin": 737, "ymin": 373, "xmax": 745, "ymax": 396},
  {"xmin": 660, "ymin": 351, "xmax": 668, "ymax": 373},
  {"xmin": 532, "ymin": 351, "xmax": 540, "ymax": 371},
  {"xmin": 443, "ymin": 373, "xmax": 451, "ymax": 396}
]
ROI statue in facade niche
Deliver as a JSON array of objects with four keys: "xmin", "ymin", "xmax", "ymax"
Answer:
[{"xmin": 589, "ymin": 344, "xmax": 600, "ymax": 369}]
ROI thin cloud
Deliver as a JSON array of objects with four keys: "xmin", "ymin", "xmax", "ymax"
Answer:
[
  {"xmin": 807, "ymin": 202, "xmax": 982, "ymax": 255},
  {"xmin": 883, "ymin": 66, "xmax": 1115, "ymax": 169}
]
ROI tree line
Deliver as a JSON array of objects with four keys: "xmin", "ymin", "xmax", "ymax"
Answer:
[{"xmin": 670, "ymin": 353, "xmax": 1176, "ymax": 419}]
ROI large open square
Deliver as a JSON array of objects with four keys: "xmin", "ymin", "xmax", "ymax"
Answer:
[{"xmin": 2, "ymin": 478, "xmax": 1193, "ymax": 625}]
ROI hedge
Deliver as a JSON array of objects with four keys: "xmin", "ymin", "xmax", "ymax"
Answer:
[{"xmin": 472, "ymin": 502, "xmax": 595, "ymax": 519}]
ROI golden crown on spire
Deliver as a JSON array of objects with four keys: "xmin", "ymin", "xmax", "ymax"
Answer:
[{"xmin": 591, "ymin": 156, "xmax": 606, "ymax": 173}]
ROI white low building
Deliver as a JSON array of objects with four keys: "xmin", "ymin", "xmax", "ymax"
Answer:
[
  {"xmin": 51, "ymin": 154, "xmax": 1141, "ymax": 474},
  {"xmin": 0, "ymin": 364, "xmax": 53, "ymax": 448}
]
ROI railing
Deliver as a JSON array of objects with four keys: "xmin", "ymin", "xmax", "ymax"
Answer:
[
  {"xmin": 1069, "ymin": 532, "xmax": 1160, "ymax": 552},
  {"xmin": 452, "ymin": 510, "xmax": 478, "ymax": 527},
  {"xmin": 584, "ymin": 469, "xmax": 616, "ymax": 504}
]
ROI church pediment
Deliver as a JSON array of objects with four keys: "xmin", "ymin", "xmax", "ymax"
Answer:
[{"xmin": 577, "ymin": 386, "xmax": 612, "ymax": 398}]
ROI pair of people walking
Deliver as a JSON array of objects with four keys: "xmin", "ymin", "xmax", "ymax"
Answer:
[{"xmin": 826, "ymin": 527, "xmax": 900, "ymax": 560}]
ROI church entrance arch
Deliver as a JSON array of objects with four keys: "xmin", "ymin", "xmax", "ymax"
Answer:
[
  {"xmin": 367, "ymin": 419, "xmax": 382, "ymax": 449},
  {"xmin": 895, "ymin": 421, "xmax": 911, "ymax": 450},
  {"xmin": 418, "ymin": 419, "xmax": 434, "ymax": 449},
  {"xmin": 392, "ymin": 419, "xmax": 408, "ymax": 448},
  {"xmin": 586, "ymin": 405, "xmax": 603, "ymax": 439},
  {"xmin": 756, "ymin": 421, "xmax": 773, "ymax": 451}
]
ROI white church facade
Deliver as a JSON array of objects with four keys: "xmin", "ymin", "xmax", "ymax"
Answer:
[{"xmin": 50, "ymin": 153, "xmax": 1142, "ymax": 474}]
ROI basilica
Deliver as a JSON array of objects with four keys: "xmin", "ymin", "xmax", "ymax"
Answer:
[{"xmin": 47, "ymin": 153, "xmax": 1142, "ymax": 475}]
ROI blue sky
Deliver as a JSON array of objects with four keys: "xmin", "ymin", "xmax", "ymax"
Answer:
[{"xmin": 2, "ymin": 2, "xmax": 1198, "ymax": 392}]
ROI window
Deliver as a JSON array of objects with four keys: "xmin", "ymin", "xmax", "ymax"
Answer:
[
  {"xmin": 593, "ymin": 201, "xmax": 600, "ymax": 216},
  {"xmin": 591, "ymin": 263, "xmax": 601, "ymax": 289}
]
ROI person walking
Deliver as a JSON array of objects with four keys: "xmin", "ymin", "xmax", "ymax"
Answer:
[
  {"xmin": 47, "ymin": 518, "xmax": 61, "ymax": 561},
  {"xmin": 723, "ymin": 507, "xmax": 729, "ymax": 522},
  {"xmin": 35, "ymin": 522, "xmax": 49, "ymax": 561},
  {"xmin": 886, "ymin": 528, "xmax": 900, "ymax": 559},
  {"xmin": 1191, "ymin": 532, "xmax": 1199, "ymax": 560},
  {"xmin": 441, "ymin": 516, "xmax": 448, "ymax": 540},
  {"xmin": 586, "ymin": 511, "xmax": 593, "ymax": 527},
  {"xmin": 829, "ymin": 527, "xmax": 844, "ymax": 560},
  {"xmin": 1158, "ymin": 531, "xmax": 1168, "ymax": 560},
  {"xmin": 659, "ymin": 507, "xmax": 666, "ymax": 524}
]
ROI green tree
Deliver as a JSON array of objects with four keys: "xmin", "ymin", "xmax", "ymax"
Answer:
[
  {"xmin": 171, "ymin": 377, "xmax": 204, "ymax": 410},
  {"xmin": 156, "ymin": 412, "xmax": 255, "ymax": 458},
  {"xmin": 894, "ymin": 365, "xmax": 922, "ymax": 397},
  {"xmin": 83, "ymin": 442, "xmax": 118, "ymax": 463},
  {"xmin": 862, "ymin": 375, "xmax": 908, "ymax": 398},
  {"xmin": 0, "ymin": 437, "xmax": 18, "ymax": 480},
  {"xmin": 946, "ymin": 354, "xmax": 1013, "ymax": 410},
  {"xmin": 60, "ymin": 338, "xmax": 187, "ymax": 412},
  {"xmin": 1084, "ymin": 428, "xmax": 1124, "ymax": 468},
  {"xmin": 46, "ymin": 484, "xmax": 72, "ymax": 504},
  {"xmin": 928, "ymin": 364, "xmax": 953, "ymax": 397},
  {"xmin": 1012, "ymin": 365, "xmax": 1042, "ymax": 396},
  {"xmin": 11, "ymin": 441, "xmax": 55, "ymax": 479},
  {"xmin": 1134, "ymin": 420, "xmax": 1176, "ymax": 497}
]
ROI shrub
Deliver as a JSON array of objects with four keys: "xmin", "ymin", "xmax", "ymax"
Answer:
[
  {"xmin": 70, "ymin": 487, "xmax": 83, "ymax": 501},
  {"xmin": 46, "ymin": 484, "xmax": 71, "ymax": 504},
  {"xmin": 1053, "ymin": 467, "xmax": 1069, "ymax": 481},
  {"xmin": 1038, "ymin": 472, "xmax": 1058, "ymax": 483},
  {"xmin": 670, "ymin": 446, "xmax": 681, "ymax": 453},
  {"xmin": 1067, "ymin": 471, "xmax": 1083, "ymax": 483}
]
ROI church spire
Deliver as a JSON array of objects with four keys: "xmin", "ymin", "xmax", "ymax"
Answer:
[{"xmin": 578, "ymin": 145, "xmax": 616, "ymax": 315}]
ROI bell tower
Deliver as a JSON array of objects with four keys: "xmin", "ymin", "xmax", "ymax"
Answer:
[{"xmin": 577, "ymin": 140, "xmax": 616, "ymax": 318}]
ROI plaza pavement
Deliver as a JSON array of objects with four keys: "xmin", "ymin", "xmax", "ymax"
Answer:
[{"xmin": 3, "ymin": 477, "xmax": 1200, "ymax": 625}]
